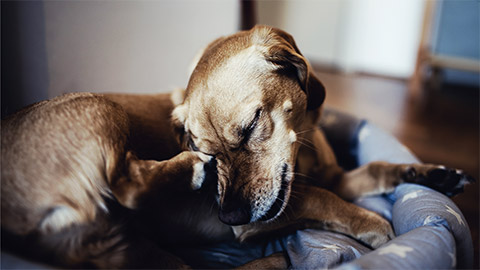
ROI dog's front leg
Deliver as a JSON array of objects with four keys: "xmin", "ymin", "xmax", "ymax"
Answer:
[
  {"xmin": 234, "ymin": 184, "xmax": 394, "ymax": 249},
  {"xmin": 295, "ymin": 185, "xmax": 394, "ymax": 248},
  {"xmin": 110, "ymin": 151, "xmax": 215, "ymax": 209}
]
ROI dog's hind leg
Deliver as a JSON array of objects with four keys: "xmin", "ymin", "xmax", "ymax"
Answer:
[
  {"xmin": 333, "ymin": 161, "xmax": 475, "ymax": 201},
  {"xmin": 22, "ymin": 212, "xmax": 190, "ymax": 269}
]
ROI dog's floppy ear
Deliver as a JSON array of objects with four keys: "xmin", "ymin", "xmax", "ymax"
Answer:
[{"xmin": 263, "ymin": 28, "xmax": 326, "ymax": 111}]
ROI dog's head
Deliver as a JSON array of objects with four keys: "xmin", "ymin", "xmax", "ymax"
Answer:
[{"xmin": 172, "ymin": 26, "xmax": 325, "ymax": 225}]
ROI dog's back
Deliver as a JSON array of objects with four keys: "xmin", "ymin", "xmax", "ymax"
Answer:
[{"xmin": 1, "ymin": 93, "xmax": 131, "ymax": 265}]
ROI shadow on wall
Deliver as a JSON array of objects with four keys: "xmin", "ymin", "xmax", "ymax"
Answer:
[{"xmin": 1, "ymin": 1, "xmax": 49, "ymax": 118}]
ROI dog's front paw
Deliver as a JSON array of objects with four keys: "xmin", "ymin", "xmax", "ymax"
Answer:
[
  {"xmin": 354, "ymin": 210, "xmax": 395, "ymax": 249},
  {"xmin": 189, "ymin": 152, "xmax": 217, "ymax": 191},
  {"xmin": 401, "ymin": 164, "xmax": 475, "ymax": 197}
]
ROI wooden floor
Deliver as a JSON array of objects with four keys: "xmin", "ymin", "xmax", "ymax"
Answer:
[{"xmin": 316, "ymin": 70, "xmax": 479, "ymax": 268}]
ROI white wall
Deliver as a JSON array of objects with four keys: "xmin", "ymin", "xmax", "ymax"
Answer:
[
  {"xmin": 6, "ymin": 0, "xmax": 425, "ymax": 110},
  {"xmin": 337, "ymin": 0, "xmax": 426, "ymax": 78},
  {"xmin": 257, "ymin": 0, "xmax": 343, "ymax": 66},
  {"xmin": 257, "ymin": 0, "xmax": 426, "ymax": 78},
  {"xmin": 43, "ymin": 0, "xmax": 239, "ymax": 97}
]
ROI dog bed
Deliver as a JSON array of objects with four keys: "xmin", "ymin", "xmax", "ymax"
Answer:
[
  {"xmin": 171, "ymin": 108, "xmax": 474, "ymax": 269},
  {"xmin": 1, "ymin": 108, "xmax": 473, "ymax": 269}
]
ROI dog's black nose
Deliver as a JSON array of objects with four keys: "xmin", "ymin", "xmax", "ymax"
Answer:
[{"xmin": 218, "ymin": 199, "xmax": 251, "ymax": 225}]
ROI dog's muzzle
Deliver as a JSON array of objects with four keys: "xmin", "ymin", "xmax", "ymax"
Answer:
[
  {"xmin": 259, "ymin": 163, "xmax": 290, "ymax": 222},
  {"xmin": 218, "ymin": 163, "xmax": 291, "ymax": 225}
]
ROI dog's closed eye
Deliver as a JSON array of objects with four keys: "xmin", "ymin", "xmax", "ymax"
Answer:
[{"xmin": 237, "ymin": 108, "xmax": 262, "ymax": 147}]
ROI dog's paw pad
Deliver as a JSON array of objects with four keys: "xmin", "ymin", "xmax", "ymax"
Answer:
[
  {"xmin": 417, "ymin": 166, "xmax": 475, "ymax": 197},
  {"xmin": 191, "ymin": 153, "xmax": 217, "ymax": 190}
]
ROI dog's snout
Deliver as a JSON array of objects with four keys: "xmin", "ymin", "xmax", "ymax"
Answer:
[{"xmin": 218, "ymin": 198, "xmax": 251, "ymax": 225}]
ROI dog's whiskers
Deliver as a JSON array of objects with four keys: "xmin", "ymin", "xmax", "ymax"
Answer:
[
  {"xmin": 295, "ymin": 128, "xmax": 315, "ymax": 136},
  {"xmin": 295, "ymin": 140, "xmax": 317, "ymax": 152},
  {"xmin": 287, "ymin": 192, "xmax": 302, "ymax": 201},
  {"xmin": 297, "ymin": 136, "xmax": 316, "ymax": 146},
  {"xmin": 209, "ymin": 199, "xmax": 217, "ymax": 213},
  {"xmin": 288, "ymin": 190, "xmax": 302, "ymax": 197}
]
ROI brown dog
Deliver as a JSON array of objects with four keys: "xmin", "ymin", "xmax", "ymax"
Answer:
[{"xmin": 1, "ymin": 25, "xmax": 472, "ymax": 268}]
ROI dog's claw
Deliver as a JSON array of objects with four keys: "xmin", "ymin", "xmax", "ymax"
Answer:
[
  {"xmin": 356, "ymin": 212, "xmax": 395, "ymax": 249},
  {"xmin": 401, "ymin": 166, "xmax": 417, "ymax": 182},
  {"xmin": 413, "ymin": 166, "xmax": 475, "ymax": 197}
]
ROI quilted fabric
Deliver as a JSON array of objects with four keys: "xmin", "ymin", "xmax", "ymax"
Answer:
[
  {"xmin": 175, "ymin": 183, "xmax": 472, "ymax": 269},
  {"xmin": 340, "ymin": 121, "xmax": 473, "ymax": 269},
  {"xmin": 335, "ymin": 183, "xmax": 471, "ymax": 269}
]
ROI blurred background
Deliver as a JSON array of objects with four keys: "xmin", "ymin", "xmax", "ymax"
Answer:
[{"xmin": 2, "ymin": 0, "xmax": 478, "ymax": 267}]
